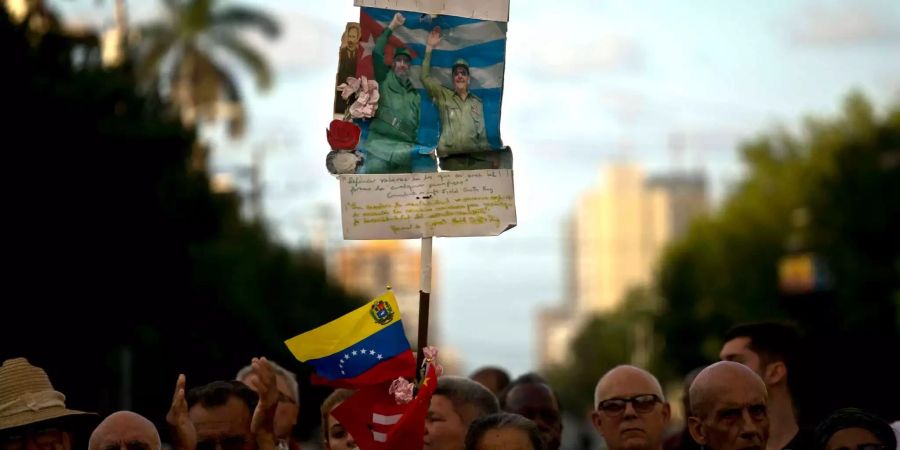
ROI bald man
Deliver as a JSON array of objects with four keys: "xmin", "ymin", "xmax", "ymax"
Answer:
[
  {"xmin": 687, "ymin": 361, "xmax": 770, "ymax": 450},
  {"xmin": 89, "ymin": 411, "xmax": 161, "ymax": 450},
  {"xmin": 592, "ymin": 365, "xmax": 671, "ymax": 450}
]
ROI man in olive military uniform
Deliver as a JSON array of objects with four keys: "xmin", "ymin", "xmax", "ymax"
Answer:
[
  {"xmin": 423, "ymin": 26, "xmax": 511, "ymax": 171},
  {"xmin": 360, "ymin": 12, "xmax": 420, "ymax": 174}
]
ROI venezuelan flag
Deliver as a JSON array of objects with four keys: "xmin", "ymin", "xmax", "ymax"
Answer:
[{"xmin": 285, "ymin": 291, "xmax": 416, "ymax": 387}]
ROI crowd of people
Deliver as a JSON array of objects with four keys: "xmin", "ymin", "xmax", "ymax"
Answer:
[{"xmin": 2, "ymin": 321, "xmax": 898, "ymax": 450}]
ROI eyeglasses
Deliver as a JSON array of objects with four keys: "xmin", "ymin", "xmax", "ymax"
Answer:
[
  {"xmin": 196, "ymin": 436, "xmax": 250, "ymax": 450},
  {"xmin": 1, "ymin": 426, "xmax": 66, "ymax": 450},
  {"xmin": 597, "ymin": 394, "xmax": 662, "ymax": 416}
]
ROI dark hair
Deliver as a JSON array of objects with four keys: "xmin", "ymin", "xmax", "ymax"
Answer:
[
  {"xmin": 436, "ymin": 376, "xmax": 500, "ymax": 425},
  {"xmin": 724, "ymin": 321, "xmax": 802, "ymax": 390},
  {"xmin": 815, "ymin": 408, "xmax": 896, "ymax": 450},
  {"xmin": 469, "ymin": 366, "xmax": 511, "ymax": 393},
  {"xmin": 187, "ymin": 380, "xmax": 258, "ymax": 413},
  {"xmin": 498, "ymin": 372, "xmax": 562, "ymax": 411},
  {"xmin": 465, "ymin": 412, "xmax": 545, "ymax": 450}
]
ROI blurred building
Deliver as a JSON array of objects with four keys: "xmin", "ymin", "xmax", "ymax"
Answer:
[
  {"xmin": 537, "ymin": 164, "xmax": 707, "ymax": 368},
  {"xmin": 536, "ymin": 307, "xmax": 575, "ymax": 367},
  {"xmin": 331, "ymin": 240, "xmax": 440, "ymax": 350}
]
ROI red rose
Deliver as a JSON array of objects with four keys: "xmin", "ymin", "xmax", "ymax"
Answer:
[{"xmin": 326, "ymin": 119, "xmax": 361, "ymax": 150}]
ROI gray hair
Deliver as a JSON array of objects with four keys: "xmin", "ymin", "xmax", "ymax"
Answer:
[
  {"xmin": 236, "ymin": 360, "xmax": 299, "ymax": 403},
  {"xmin": 436, "ymin": 376, "xmax": 500, "ymax": 425}
]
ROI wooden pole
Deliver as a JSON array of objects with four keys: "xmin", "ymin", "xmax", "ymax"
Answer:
[{"xmin": 416, "ymin": 237, "xmax": 432, "ymax": 381}]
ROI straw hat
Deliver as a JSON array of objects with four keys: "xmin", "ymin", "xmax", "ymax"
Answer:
[{"xmin": 0, "ymin": 358, "xmax": 98, "ymax": 432}]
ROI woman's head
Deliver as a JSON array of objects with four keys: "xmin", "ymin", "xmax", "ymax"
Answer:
[
  {"xmin": 815, "ymin": 408, "xmax": 896, "ymax": 450},
  {"xmin": 320, "ymin": 389, "xmax": 356, "ymax": 450},
  {"xmin": 465, "ymin": 412, "xmax": 545, "ymax": 450}
]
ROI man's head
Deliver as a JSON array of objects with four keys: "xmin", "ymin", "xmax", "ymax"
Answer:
[
  {"xmin": 344, "ymin": 23, "xmax": 360, "ymax": 48},
  {"xmin": 592, "ymin": 365, "xmax": 671, "ymax": 450},
  {"xmin": 464, "ymin": 413, "xmax": 544, "ymax": 450},
  {"xmin": 187, "ymin": 381, "xmax": 258, "ymax": 450},
  {"xmin": 681, "ymin": 366, "xmax": 706, "ymax": 419},
  {"xmin": 236, "ymin": 360, "xmax": 299, "ymax": 440},
  {"xmin": 88, "ymin": 411, "xmax": 160, "ymax": 450},
  {"xmin": 451, "ymin": 59, "xmax": 470, "ymax": 95},
  {"xmin": 469, "ymin": 367, "xmax": 511, "ymax": 396},
  {"xmin": 426, "ymin": 376, "xmax": 500, "ymax": 450},
  {"xmin": 0, "ymin": 358, "xmax": 98, "ymax": 450},
  {"xmin": 392, "ymin": 48, "xmax": 412, "ymax": 79},
  {"xmin": 499, "ymin": 373, "xmax": 562, "ymax": 450},
  {"xmin": 719, "ymin": 321, "xmax": 801, "ymax": 394},
  {"xmin": 688, "ymin": 361, "xmax": 769, "ymax": 450}
]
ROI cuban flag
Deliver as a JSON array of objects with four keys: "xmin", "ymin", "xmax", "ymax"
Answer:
[
  {"xmin": 356, "ymin": 7, "xmax": 507, "ymax": 150},
  {"xmin": 331, "ymin": 363, "xmax": 438, "ymax": 450}
]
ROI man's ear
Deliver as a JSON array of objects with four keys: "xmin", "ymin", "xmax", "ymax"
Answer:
[
  {"xmin": 765, "ymin": 361, "xmax": 787, "ymax": 386},
  {"xmin": 590, "ymin": 410, "xmax": 604, "ymax": 436},
  {"xmin": 661, "ymin": 402, "xmax": 672, "ymax": 425},
  {"xmin": 687, "ymin": 417, "xmax": 707, "ymax": 446}
]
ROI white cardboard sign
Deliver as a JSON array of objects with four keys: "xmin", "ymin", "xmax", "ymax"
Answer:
[{"xmin": 340, "ymin": 169, "xmax": 516, "ymax": 239}]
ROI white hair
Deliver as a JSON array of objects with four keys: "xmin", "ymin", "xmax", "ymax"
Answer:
[{"xmin": 236, "ymin": 359, "xmax": 299, "ymax": 402}]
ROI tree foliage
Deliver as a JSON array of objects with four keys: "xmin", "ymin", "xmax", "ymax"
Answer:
[
  {"xmin": 655, "ymin": 92, "xmax": 900, "ymax": 423},
  {"xmin": 137, "ymin": 0, "xmax": 280, "ymax": 138},
  {"xmin": 1, "ymin": 7, "xmax": 357, "ymax": 441},
  {"xmin": 551, "ymin": 93, "xmax": 900, "ymax": 424}
]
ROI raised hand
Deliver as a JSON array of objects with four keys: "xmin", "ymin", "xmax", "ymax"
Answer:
[
  {"xmin": 427, "ymin": 26, "xmax": 442, "ymax": 48},
  {"xmin": 165, "ymin": 374, "xmax": 197, "ymax": 450},
  {"xmin": 249, "ymin": 357, "xmax": 278, "ymax": 444},
  {"xmin": 389, "ymin": 12, "xmax": 405, "ymax": 30}
]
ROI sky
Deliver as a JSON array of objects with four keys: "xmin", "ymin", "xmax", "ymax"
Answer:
[{"xmin": 57, "ymin": 0, "xmax": 900, "ymax": 377}]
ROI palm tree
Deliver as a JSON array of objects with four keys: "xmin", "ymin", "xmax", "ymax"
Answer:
[{"xmin": 137, "ymin": 0, "xmax": 280, "ymax": 141}]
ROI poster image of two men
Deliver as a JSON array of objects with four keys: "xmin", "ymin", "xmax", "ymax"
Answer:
[{"xmin": 328, "ymin": 8, "xmax": 512, "ymax": 175}]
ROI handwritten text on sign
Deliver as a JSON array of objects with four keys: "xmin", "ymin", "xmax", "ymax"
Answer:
[{"xmin": 339, "ymin": 169, "xmax": 516, "ymax": 239}]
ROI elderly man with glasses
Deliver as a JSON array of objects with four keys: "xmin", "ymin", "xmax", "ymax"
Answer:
[{"xmin": 591, "ymin": 365, "xmax": 671, "ymax": 450}]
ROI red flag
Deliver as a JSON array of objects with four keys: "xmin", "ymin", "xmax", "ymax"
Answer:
[
  {"xmin": 385, "ymin": 364, "xmax": 437, "ymax": 449},
  {"xmin": 331, "ymin": 364, "xmax": 438, "ymax": 450}
]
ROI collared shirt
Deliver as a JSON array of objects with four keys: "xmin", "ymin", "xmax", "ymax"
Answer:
[{"xmin": 421, "ymin": 50, "xmax": 492, "ymax": 156}]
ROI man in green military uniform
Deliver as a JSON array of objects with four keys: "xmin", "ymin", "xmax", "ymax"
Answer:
[
  {"xmin": 423, "ymin": 26, "xmax": 509, "ymax": 171},
  {"xmin": 361, "ymin": 12, "xmax": 420, "ymax": 174}
]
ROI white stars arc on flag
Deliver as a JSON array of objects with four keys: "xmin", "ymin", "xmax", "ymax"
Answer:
[{"xmin": 337, "ymin": 345, "xmax": 385, "ymax": 375}]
